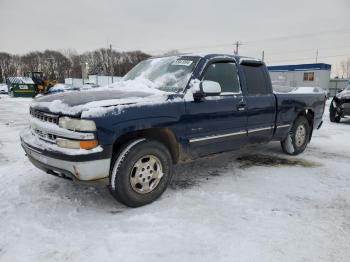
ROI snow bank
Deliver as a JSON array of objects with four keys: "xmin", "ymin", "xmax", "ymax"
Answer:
[
  {"xmin": 289, "ymin": 86, "xmax": 326, "ymax": 94},
  {"xmin": 0, "ymin": 83, "xmax": 8, "ymax": 93}
]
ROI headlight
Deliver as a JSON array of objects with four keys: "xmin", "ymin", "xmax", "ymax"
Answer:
[
  {"xmin": 59, "ymin": 117, "xmax": 96, "ymax": 131},
  {"xmin": 57, "ymin": 138, "xmax": 98, "ymax": 150}
]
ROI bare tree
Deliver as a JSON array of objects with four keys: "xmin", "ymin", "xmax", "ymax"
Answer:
[
  {"xmin": 0, "ymin": 48, "xmax": 150, "ymax": 83},
  {"xmin": 0, "ymin": 52, "xmax": 17, "ymax": 79},
  {"xmin": 21, "ymin": 52, "xmax": 42, "ymax": 73},
  {"xmin": 0, "ymin": 66, "xmax": 3, "ymax": 83},
  {"xmin": 339, "ymin": 58, "xmax": 350, "ymax": 79}
]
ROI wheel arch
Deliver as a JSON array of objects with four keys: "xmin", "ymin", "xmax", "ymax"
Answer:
[
  {"xmin": 112, "ymin": 128, "xmax": 181, "ymax": 165},
  {"xmin": 295, "ymin": 109, "xmax": 315, "ymax": 141}
]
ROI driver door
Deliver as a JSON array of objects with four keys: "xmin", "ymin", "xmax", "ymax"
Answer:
[{"xmin": 184, "ymin": 62, "xmax": 248, "ymax": 158}]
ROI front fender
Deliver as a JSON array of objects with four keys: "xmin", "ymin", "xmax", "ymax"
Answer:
[{"xmin": 91, "ymin": 101, "xmax": 186, "ymax": 146}]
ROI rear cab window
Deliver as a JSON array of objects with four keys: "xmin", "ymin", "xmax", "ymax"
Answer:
[{"xmin": 241, "ymin": 64, "xmax": 270, "ymax": 95}]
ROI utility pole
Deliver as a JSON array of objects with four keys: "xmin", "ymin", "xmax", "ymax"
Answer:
[
  {"xmin": 315, "ymin": 48, "xmax": 319, "ymax": 63},
  {"xmin": 110, "ymin": 43, "xmax": 114, "ymax": 77},
  {"xmin": 233, "ymin": 41, "xmax": 242, "ymax": 55},
  {"xmin": 262, "ymin": 50, "xmax": 265, "ymax": 62}
]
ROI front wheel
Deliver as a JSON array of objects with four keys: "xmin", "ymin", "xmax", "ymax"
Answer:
[
  {"xmin": 281, "ymin": 116, "xmax": 311, "ymax": 155},
  {"xmin": 109, "ymin": 139, "xmax": 173, "ymax": 207}
]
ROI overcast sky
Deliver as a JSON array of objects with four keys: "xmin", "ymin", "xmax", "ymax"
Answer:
[{"xmin": 1, "ymin": 0, "xmax": 350, "ymax": 69}]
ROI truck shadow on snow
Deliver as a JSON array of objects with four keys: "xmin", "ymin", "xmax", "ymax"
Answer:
[
  {"xmin": 170, "ymin": 142, "xmax": 319, "ymax": 190},
  {"xmin": 236, "ymin": 154, "xmax": 319, "ymax": 169}
]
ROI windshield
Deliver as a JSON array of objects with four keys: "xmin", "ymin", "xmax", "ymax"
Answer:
[{"xmin": 124, "ymin": 56, "xmax": 199, "ymax": 92}]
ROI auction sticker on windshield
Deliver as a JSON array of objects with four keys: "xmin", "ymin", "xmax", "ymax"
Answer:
[{"xmin": 172, "ymin": 59, "xmax": 193, "ymax": 66}]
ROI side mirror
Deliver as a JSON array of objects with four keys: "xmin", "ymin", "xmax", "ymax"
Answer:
[{"xmin": 201, "ymin": 80, "xmax": 221, "ymax": 96}]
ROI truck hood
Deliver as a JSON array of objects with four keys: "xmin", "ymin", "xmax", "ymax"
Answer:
[
  {"xmin": 35, "ymin": 89, "xmax": 160, "ymax": 106},
  {"xmin": 31, "ymin": 88, "xmax": 174, "ymax": 118}
]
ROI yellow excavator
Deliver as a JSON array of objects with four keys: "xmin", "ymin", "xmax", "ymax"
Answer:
[{"xmin": 24, "ymin": 71, "xmax": 58, "ymax": 94}]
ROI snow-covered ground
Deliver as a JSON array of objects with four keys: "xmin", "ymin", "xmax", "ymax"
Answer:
[{"xmin": 0, "ymin": 95, "xmax": 349, "ymax": 262}]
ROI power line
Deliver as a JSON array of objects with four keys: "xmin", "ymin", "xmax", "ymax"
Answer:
[
  {"xmin": 267, "ymin": 53, "xmax": 350, "ymax": 64},
  {"xmin": 146, "ymin": 27, "xmax": 350, "ymax": 54},
  {"xmin": 245, "ymin": 28, "xmax": 350, "ymax": 44},
  {"xmin": 255, "ymin": 44, "xmax": 350, "ymax": 56}
]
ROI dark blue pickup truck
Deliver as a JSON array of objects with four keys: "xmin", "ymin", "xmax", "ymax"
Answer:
[{"xmin": 20, "ymin": 54, "xmax": 326, "ymax": 207}]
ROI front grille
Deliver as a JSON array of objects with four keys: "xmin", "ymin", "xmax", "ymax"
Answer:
[
  {"xmin": 30, "ymin": 108, "xmax": 59, "ymax": 143},
  {"xmin": 30, "ymin": 108, "xmax": 59, "ymax": 125},
  {"xmin": 33, "ymin": 129, "xmax": 57, "ymax": 143}
]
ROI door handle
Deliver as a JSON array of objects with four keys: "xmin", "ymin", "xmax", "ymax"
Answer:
[{"xmin": 237, "ymin": 102, "xmax": 247, "ymax": 111}]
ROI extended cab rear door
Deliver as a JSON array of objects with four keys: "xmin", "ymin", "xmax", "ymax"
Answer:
[{"xmin": 240, "ymin": 61, "xmax": 276, "ymax": 143}]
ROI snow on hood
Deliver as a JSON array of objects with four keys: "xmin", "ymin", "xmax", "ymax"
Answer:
[{"xmin": 31, "ymin": 79, "xmax": 177, "ymax": 118}]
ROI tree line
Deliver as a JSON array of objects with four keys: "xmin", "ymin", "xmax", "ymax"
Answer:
[
  {"xmin": 335, "ymin": 58, "xmax": 350, "ymax": 79},
  {"xmin": 0, "ymin": 49, "xmax": 151, "ymax": 83},
  {"xmin": 1, "ymin": 49, "xmax": 349, "ymax": 83}
]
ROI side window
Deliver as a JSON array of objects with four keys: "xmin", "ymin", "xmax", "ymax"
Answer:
[
  {"xmin": 303, "ymin": 72, "xmax": 314, "ymax": 81},
  {"xmin": 241, "ymin": 65, "xmax": 269, "ymax": 95},
  {"xmin": 203, "ymin": 62, "xmax": 240, "ymax": 93}
]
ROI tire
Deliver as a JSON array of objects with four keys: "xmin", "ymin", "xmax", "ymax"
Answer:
[
  {"xmin": 329, "ymin": 102, "xmax": 341, "ymax": 123},
  {"xmin": 281, "ymin": 116, "xmax": 311, "ymax": 155},
  {"xmin": 109, "ymin": 139, "xmax": 173, "ymax": 207}
]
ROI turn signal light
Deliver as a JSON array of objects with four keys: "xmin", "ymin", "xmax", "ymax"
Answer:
[{"xmin": 80, "ymin": 140, "xmax": 98, "ymax": 150}]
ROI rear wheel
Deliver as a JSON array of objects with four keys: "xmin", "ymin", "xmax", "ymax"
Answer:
[
  {"xmin": 281, "ymin": 116, "xmax": 311, "ymax": 155},
  {"xmin": 329, "ymin": 101, "xmax": 341, "ymax": 123},
  {"xmin": 109, "ymin": 139, "xmax": 173, "ymax": 207}
]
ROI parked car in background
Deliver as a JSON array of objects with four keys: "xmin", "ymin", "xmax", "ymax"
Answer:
[
  {"xmin": 0, "ymin": 84, "xmax": 8, "ymax": 94},
  {"xmin": 20, "ymin": 54, "xmax": 327, "ymax": 207},
  {"xmin": 329, "ymin": 85, "xmax": 350, "ymax": 123}
]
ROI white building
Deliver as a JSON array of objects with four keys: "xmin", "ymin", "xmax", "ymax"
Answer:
[
  {"xmin": 88, "ymin": 75, "xmax": 121, "ymax": 86},
  {"xmin": 65, "ymin": 75, "xmax": 122, "ymax": 87},
  {"xmin": 268, "ymin": 63, "xmax": 331, "ymax": 92}
]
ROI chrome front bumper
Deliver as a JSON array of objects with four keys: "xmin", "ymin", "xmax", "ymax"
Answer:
[{"xmin": 21, "ymin": 128, "xmax": 111, "ymax": 181}]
